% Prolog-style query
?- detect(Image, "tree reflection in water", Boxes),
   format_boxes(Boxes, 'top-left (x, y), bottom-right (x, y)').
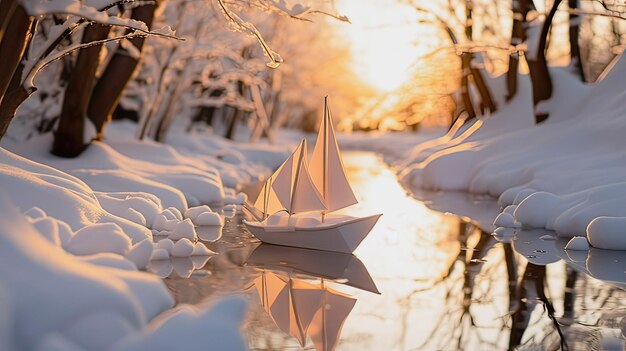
top-left (412, 220), bottom-right (626, 351)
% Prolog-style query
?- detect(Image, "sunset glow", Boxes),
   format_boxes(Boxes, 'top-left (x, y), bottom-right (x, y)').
top-left (334, 0), bottom-right (427, 92)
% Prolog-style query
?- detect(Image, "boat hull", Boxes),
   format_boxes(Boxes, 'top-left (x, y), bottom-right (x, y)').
top-left (243, 214), bottom-right (381, 254)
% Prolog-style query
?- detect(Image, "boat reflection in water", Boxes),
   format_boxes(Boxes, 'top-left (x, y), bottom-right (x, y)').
top-left (245, 243), bottom-right (380, 351)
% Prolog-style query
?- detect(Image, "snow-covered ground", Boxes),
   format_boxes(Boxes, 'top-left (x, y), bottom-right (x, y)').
top-left (0, 122), bottom-right (290, 350)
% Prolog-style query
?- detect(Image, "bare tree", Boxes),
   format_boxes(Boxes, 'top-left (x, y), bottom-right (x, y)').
top-left (87, 2), bottom-right (159, 138)
top-left (413, 1), bottom-right (497, 127)
top-left (464, 1), bottom-right (496, 117)
top-left (0, 3), bottom-right (34, 136)
top-left (0, 0), bottom-right (176, 142)
top-left (568, 0), bottom-right (585, 81)
top-left (526, 0), bottom-right (562, 123)
top-left (506, 0), bottom-right (536, 100)
top-left (52, 23), bottom-right (112, 157)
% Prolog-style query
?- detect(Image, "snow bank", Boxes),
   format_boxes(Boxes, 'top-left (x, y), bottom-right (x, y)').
top-left (0, 150), bottom-right (219, 263)
top-left (0, 193), bottom-right (170, 350)
top-left (4, 134), bottom-right (225, 207)
top-left (4, 119), bottom-right (289, 209)
top-left (107, 120), bottom-right (289, 189)
top-left (0, 191), bottom-right (245, 351)
top-left (400, 54), bottom-right (626, 250)
top-left (0, 148), bottom-right (152, 242)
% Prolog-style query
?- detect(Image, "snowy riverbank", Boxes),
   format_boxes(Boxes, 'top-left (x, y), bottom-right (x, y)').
top-left (348, 55), bottom-right (626, 251)
top-left (1, 56), bottom-right (625, 350)
top-left (0, 121), bottom-right (290, 350)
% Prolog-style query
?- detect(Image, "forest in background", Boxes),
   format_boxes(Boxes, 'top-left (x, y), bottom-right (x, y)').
top-left (0, 0), bottom-right (624, 155)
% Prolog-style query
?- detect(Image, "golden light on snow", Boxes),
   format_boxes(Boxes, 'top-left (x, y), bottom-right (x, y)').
top-left (335, 0), bottom-right (428, 92)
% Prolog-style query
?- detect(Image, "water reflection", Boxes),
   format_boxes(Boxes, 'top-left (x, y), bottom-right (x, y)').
top-left (252, 270), bottom-right (354, 349)
top-left (148, 256), bottom-right (212, 278)
top-left (508, 228), bottom-right (626, 350)
top-left (159, 152), bottom-right (626, 350)
top-left (244, 244), bottom-right (379, 350)
top-left (246, 244), bottom-right (380, 294)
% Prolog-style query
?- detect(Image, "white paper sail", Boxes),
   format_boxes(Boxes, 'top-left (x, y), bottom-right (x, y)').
top-left (310, 97), bottom-right (358, 212)
top-left (252, 174), bottom-right (284, 217)
top-left (272, 140), bottom-right (327, 214)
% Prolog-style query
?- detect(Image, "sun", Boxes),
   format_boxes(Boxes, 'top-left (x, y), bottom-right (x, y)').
top-left (334, 0), bottom-right (427, 92)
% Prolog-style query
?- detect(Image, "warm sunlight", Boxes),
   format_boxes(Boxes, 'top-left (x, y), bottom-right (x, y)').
top-left (3, 0), bottom-right (625, 348)
top-left (334, 0), bottom-right (428, 92)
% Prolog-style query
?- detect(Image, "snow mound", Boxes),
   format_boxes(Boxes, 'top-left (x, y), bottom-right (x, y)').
top-left (171, 238), bottom-right (195, 257)
top-left (565, 236), bottom-right (590, 251)
top-left (4, 135), bottom-right (225, 207)
top-left (194, 212), bottom-right (224, 226)
top-left (0, 193), bottom-right (172, 351)
top-left (0, 148), bottom-right (151, 243)
top-left (170, 219), bottom-right (197, 241)
top-left (67, 223), bottom-right (132, 256)
top-left (587, 216), bottom-right (626, 250)
top-left (493, 212), bottom-right (520, 228)
top-left (126, 239), bottom-right (155, 269)
top-left (185, 205), bottom-right (213, 220)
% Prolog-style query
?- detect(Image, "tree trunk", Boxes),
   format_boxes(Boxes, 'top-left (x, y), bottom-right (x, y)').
top-left (0, 48), bottom-right (32, 138)
top-left (0, 7), bottom-right (35, 140)
top-left (188, 88), bottom-right (224, 131)
top-left (470, 64), bottom-right (497, 114)
top-left (0, 4), bottom-right (32, 107)
top-left (52, 23), bottom-right (111, 157)
top-left (0, 85), bottom-right (31, 138)
top-left (225, 81), bottom-right (247, 140)
top-left (568, 0), bottom-right (585, 81)
top-left (87, 3), bottom-right (157, 138)
top-left (527, 0), bottom-right (562, 124)
top-left (460, 53), bottom-right (476, 121)
top-left (0, 0), bottom-right (18, 43)
top-left (506, 0), bottom-right (534, 100)
top-left (200, 105), bottom-right (217, 126)
top-left (463, 0), bottom-right (496, 116)
top-left (461, 1), bottom-right (477, 121)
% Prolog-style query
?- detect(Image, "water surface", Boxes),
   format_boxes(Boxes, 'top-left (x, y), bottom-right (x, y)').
top-left (154, 152), bottom-right (626, 350)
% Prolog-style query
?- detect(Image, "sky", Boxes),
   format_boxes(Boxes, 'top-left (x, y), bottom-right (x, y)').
top-left (333, 0), bottom-right (428, 92)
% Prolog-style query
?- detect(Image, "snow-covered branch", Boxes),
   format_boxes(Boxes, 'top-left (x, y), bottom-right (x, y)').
top-left (216, 0), bottom-right (283, 68)
top-left (261, 0), bottom-right (350, 23)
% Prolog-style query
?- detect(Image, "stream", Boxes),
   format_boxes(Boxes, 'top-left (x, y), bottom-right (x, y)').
top-left (151, 151), bottom-right (626, 350)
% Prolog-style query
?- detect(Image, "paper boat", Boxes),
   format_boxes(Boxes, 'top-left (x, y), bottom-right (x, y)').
top-left (245, 213), bottom-right (381, 254)
top-left (244, 97), bottom-right (381, 253)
